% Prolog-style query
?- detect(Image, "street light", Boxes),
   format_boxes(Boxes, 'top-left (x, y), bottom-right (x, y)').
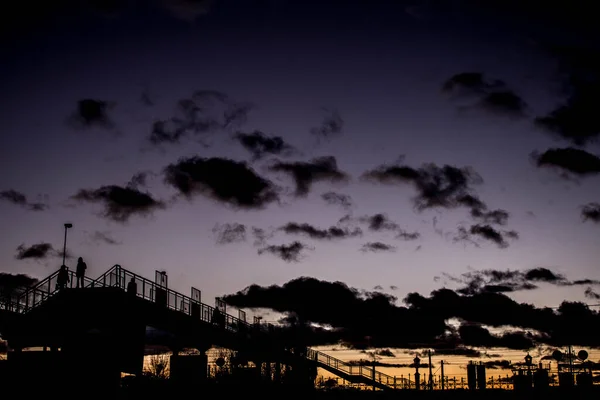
top-left (62, 223), bottom-right (73, 266)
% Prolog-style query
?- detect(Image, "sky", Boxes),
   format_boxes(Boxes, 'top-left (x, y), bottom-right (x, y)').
top-left (1, 0), bottom-right (600, 378)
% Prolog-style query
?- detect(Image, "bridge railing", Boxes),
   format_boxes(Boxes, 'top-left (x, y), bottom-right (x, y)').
top-left (307, 348), bottom-right (398, 388)
top-left (89, 265), bottom-right (254, 335)
top-left (9, 269), bottom-right (96, 313)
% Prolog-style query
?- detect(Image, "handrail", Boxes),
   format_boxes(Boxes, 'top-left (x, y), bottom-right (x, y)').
top-left (0, 264), bottom-right (265, 339)
top-left (307, 348), bottom-right (399, 389)
top-left (86, 265), bottom-right (255, 335)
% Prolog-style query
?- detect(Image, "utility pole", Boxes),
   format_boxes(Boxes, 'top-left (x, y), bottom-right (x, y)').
top-left (428, 350), bottom-right (433, 390)
top-left (441, 360), bottom-right (445, 390)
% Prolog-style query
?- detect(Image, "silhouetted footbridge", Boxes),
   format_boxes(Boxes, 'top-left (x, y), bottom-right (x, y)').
top-left (0, 265), bottom-right (403, 392)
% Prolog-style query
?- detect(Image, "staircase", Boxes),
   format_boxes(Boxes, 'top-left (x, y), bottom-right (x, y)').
top-left (307, 348), bottom-right (407, 390)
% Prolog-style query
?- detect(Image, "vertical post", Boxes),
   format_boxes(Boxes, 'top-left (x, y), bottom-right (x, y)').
top-left (441, 360), bottom-right (445, 390)
top-left (428, 349), bottom-right (433, 390)
top-left (372, 358), bottom-right (376, 391)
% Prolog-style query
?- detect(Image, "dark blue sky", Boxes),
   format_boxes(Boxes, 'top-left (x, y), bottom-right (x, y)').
top-left (1, 0), bottom-right (600, 366)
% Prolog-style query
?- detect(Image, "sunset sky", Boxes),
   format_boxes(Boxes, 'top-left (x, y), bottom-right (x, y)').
top-left (1, 0), bottom-right (600, 378)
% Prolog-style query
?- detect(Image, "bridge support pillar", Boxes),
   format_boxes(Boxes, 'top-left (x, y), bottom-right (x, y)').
top-left (170, 345), bottom-right (209, 387)
top-left (274, 361), bottom-right (281, 384)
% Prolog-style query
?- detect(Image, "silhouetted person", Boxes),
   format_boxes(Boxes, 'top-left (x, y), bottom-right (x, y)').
top-left (75, 257), bottom-right (87, 288)
top-left (56, 265), bottom-right (70, 290)
top-left (127, 277), bottom-right (137, 295)
top-left (212, 307), bottom-right (224, 328)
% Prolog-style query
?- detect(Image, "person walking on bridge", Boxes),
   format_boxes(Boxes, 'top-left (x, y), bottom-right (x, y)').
top-left (75, 257), bottom-right (87, 288)
top-left (56, 265), bottom-right (70, 290)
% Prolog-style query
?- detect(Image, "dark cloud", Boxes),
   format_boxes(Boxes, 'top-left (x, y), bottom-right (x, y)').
top-left (310, 108), bottom-right (344, 139)
top-left (160, 0), bottom-right (216, 21)
top-left (532, 147), bottom-right (600, 178)
top-left (362, 162), bottom-right (482, 211)
top-left (458, 324), bottom-right (535, 350)
top-left (212, 223), bottom-right (247, 244)
top-left (441, 267), bottom-right (600, 296)
top-left (0, 272), bottom-right (38, 298)
top-left (224, 275), bottom-right (600, 349)
top-left (581, 203), bottom-right (600, 223)
top-left (483, 360), bottom-right (512, 370)
top-left (442, 72), bottom-right (504, 94)
top-left (455, 224), bottom-right (518, 249)
top-left (163, 156), bottom-right (279, 209)
top-left (363, 161), bottom-right (513, 236)
top-left (67, 99), bottom-right (115, 130)
top-left (149, 90), bottom-right (251, 146)
top-left (0, 189), bottom-right (49, 211)
top-left (360, 242), bottom-right (396, 253)
top-left (358, 213), bottom-right (421, 241)
top-left (89, 230), bottom-right (121, 246)
top-left (360, 213), bottom-right (399, 232)
top-left (585, 288), bottom-right (600, 300)
top-left (374, 349), bottom-right (395, 357)
top-left (251, 227), bottom-right (272, 247)
top-left (442, 72), bottom-right (526, 117)
top-left (15, 243), bottom-right (62, 260)
top-left (430, 347), bottom-right (484, 358)
top-left (257, 241), bottom-right (311, 262)
top-left (71, 185), bottom-right (165, 223)
top-left (534, 45), bottom-right (600, 147)
top-left (478, 90), bottom-right (528, 117)
top-left (321, 192), bottom-right (353, 210)
top-left (127, 171), bottom-right (153, 189)
top-left (268, 156), bottom-right (349, 197)
top-left (279, 222), bottom-right (362, 241)
top-left (233, 131), bottom-right (295, 160)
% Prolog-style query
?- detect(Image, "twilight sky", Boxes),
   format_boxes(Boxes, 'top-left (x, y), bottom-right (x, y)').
top-left (2, 0), bottom-right (600, 368)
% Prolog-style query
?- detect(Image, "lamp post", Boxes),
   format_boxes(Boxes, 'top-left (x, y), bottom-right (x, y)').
top-left (62, 223), bottom-right (72, 266)
top-left (414, 356), bottom-right (421, 390)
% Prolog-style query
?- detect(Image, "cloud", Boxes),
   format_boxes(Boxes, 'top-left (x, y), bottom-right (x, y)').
top-left (160, 0), bottom-right (216, 21)
top-left (581, 203), bottom-right (600, 223)
top-left (212, 223), bottom-right (247, 244)
top-left (358, 213), bottom-right (421, 241)
top-left (251, 227), bottom-right (273, 247)
top-left (310, 108), bottom-right (344, 139)
top-left (534, 46), bottom-right (600, 146)
top-left (442, 72), bottom-right (504, 94)
top-left (257, 241), bottom-right (312, 262)
top-left (163, 156), bottom-right (279, 209)
top-left (0, 189), bottom-right (49, 211)
top-left (149, 90), bottom-right (252, 146)
top-left (14, 243), bottom-right (65, 261)
top-left (363, 161), bottom-right (513, 233)
top-left (233, 131), bottom-right (295, 160)
top-left (585, 288), bottom-right (600, 300)
top-left (71, 185), bottom-right (166, 223)
top-left (127, 171), bottom-right (154, 189)
top-left (442, 72), bottom-right (526, 117)
top-left (279, 222), bottom-right (362, 240)
top-left (440, 267), bottom-right (600, 296)
top-left (477, 91), bottom-right (528, 117)
top-left (224, 275), bottom-right (600, 349)
top-left (362, 162), bottom-right (482, 211)
top-left (455, 224), bottom-right (519, 249)
top-left (67, 99), bottom-right (115, 130)
top-left (321, 191), bottom-right (353, 210)
top-left (90, 231), bottom-right (121, 245)
top-left (360, 242), bottom-right (396, 253)
top-left (268, 156), bottom-right (349, 197)
top-left (0, 272), bottom-right (38, 297)
top-left (532, 147), bottom-right (600, 178)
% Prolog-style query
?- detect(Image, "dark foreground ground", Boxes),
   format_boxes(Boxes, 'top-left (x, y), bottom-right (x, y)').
top-left (116, 382), bottom-right (600, 400)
